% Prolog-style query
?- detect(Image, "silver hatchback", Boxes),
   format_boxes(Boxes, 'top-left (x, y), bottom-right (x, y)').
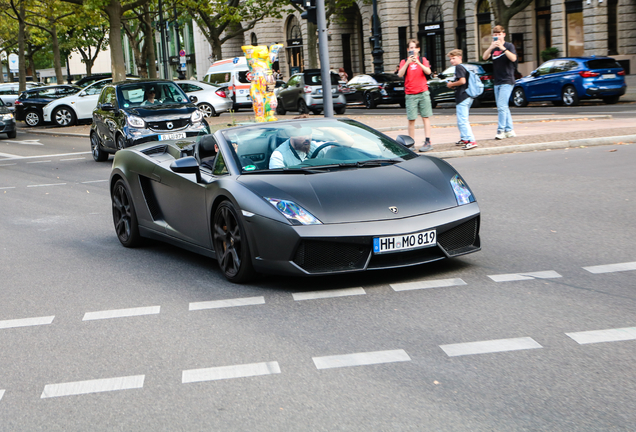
top-left (276, 70), bottom-right (347, 115)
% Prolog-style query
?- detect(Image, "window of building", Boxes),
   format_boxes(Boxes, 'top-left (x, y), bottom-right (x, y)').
top-left (456, 0), bottom-right (467, 60)
top-left (608, 0), bottom-right (618, 55)
top-left (512, 33), bottom-right (524, 63)
top-left (477, 0), bottom-right (492, 57)
top-left (565, 0), bottom-right (584, 57)
top-left (418, 0), bottom-right (445, 73)
top-left (536, 0), bottom-right (552, 63)
top-left (286, 16), bottom-right (304, 74)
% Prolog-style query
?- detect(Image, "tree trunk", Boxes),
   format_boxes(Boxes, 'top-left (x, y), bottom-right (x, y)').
top-left (18, 0), bottom-right (27, 90)
top-left (105, 0), bottom-right (126, 82)
top-left (50, 24), bottom-right (65, 84)
top-left (307, 22), bottom-right (317, 69)
top-left (143, 5), bottom-right (156, 78)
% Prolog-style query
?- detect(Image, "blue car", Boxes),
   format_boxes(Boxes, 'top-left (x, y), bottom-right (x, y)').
top-left (512, 57), bottom-right (626, 107)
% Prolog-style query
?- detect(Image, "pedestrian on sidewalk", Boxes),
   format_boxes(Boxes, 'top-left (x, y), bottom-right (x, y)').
top-left (397, 39), bottom-right (433, 152)
top-left (446, 49), bottom-right (477, 150)
top-left (482, 25), bottom-right (517, 140)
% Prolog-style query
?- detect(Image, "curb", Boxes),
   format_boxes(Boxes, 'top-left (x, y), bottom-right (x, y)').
top-left (431, 134), bottom-right (636, 159)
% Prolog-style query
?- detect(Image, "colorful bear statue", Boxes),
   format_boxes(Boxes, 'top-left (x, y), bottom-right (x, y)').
top-left (241, 44), bottom-right (284, 122)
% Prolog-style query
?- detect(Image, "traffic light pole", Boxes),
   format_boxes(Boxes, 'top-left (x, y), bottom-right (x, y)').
top-left (316, 0), bottom-right (333, 117)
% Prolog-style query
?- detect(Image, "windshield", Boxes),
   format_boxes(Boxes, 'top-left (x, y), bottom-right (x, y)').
top-left (304, 72), bottom-right (340, 85)
top-left (118, 82), bottom-right (190, 108)
top-left (221, 119), bottom-right (417, 173)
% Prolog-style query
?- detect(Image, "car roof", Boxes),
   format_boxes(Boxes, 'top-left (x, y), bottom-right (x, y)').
top-left (110, 78), bottom-right (171, 86)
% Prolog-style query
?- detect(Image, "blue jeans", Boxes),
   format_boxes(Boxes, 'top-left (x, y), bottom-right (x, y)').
top-left (456, 97), bottom-right (474, 141)
top-left (494, 84), bottom-right (514, 133)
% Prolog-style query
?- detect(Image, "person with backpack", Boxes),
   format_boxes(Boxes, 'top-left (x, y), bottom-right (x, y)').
top-left (482, 25), bottom-right (518, 140)
top-left (446, 49), bottom-right (477, 150)
top-left (397, 39), bottom-right (433, 152)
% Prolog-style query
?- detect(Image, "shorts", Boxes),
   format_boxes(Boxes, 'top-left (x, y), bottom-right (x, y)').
top-left (405, 91), bottom-right (432, 120)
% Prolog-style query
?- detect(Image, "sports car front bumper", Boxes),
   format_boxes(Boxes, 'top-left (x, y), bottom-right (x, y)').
top-left (244, 202), bottom-right (480, 276)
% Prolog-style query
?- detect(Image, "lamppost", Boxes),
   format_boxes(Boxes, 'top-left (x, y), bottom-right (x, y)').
top-left (371, 0), bottom-right (384, 74)
top-left (158, 0), bottom-right (169, 79)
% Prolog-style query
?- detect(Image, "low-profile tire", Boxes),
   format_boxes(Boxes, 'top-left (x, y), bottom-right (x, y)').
top-left (6, 130), bottom-right (17, 139)
top-left (276, 98), bottom-right (286, 115)
top-left (91, 132), bottom-right (108, 162)
top-left (116, 134), bottom-right (126, 151)
top-left (562, 85), bottom-right (580, 106)
top-left (53, 106), bottom-right (76, 127)
top-left (364, 92), bottom-right (376, 109)
top-left (603, 95), bottom-right (620, 104)
top-left (335, 106), bottom-right (346, 115)
top-left (112, 179), bottom-right (142, 248)
top-left (25, 110), bottom-right (42, 127)
top-left (512, 87), bottom-right (528, 107)
top-left (552, 100), bottom-right (564, 106)
top-left (197, 102), bottom-right (216, 118)
top-left (213, 201), bottom-right (255, 283)
top-left (297, 99), bottom-right (309, 114)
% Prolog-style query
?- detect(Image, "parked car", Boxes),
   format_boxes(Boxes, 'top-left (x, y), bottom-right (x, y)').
top-left (344, 73), bottom-right (405, 108)
top-left (175, 80), bottom-right (232, 117)
top-left (42, 78), bottom-right (114, 126)
top-left (109, 118), bottom-right (480, 283)
top-left (428, 62), bottom-right (503, 108)
top-left (90, 79), bottom-right (211, 161)
top-left (14, 84), bottom-right (81, 127)
top-left (74, 73), bottom-right (139, 88)
top-left (0, 98), bottom-right (16, 138)
top-left (0, 82), bottom-right (42, 111)
top-left (512, 57), bottom-right (626, 107)
top-left (276, 70), bottom-right (347, 115)
top-left (203, 57), bottom-right (251, 110)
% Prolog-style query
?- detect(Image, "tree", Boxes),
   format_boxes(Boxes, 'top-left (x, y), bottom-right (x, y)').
top-left (122, 2), bottom-right (156, 78)
top-left (63, 8), bottom-right (110, 75)
top-left (489, 0), bottom-right (534, 39)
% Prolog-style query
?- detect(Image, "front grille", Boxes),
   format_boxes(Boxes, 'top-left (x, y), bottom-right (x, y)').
top-left (147, 119), bottom-right (189, 131)
top-left (437, 216), bottom-right (480, 256)
top-left (368, 246), bottom-right (445, 269)
top-left (294, 240), bottom-right (370, 274)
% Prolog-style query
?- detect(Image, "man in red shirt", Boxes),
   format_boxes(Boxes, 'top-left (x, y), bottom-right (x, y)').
top-left (398, 39), bottom-right (433, 152)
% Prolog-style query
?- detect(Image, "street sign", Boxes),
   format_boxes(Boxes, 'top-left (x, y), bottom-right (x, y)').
top-left (8, 53), bottom-right (19, 73)
top-left (179, 49), bottom-right (186, 57)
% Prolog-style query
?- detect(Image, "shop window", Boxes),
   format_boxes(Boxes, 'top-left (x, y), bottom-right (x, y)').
top-left (608, 0), bottom-right (618, 55)
top-left (477, 0), bottom-right (492, 57)
top-left (456, 0), bottom-right (467, 60)
top-left (565, 0), bottom-right (584, 57)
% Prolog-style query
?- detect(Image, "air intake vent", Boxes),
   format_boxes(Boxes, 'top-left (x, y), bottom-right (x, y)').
top-left (141, 145), bottom-right (167, 156)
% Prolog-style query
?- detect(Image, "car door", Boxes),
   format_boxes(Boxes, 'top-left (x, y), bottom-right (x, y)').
top-left (97, 86), bottom-right (119, 149)
top-left (282, 75), bottom-right (300, 109)
top-left (74, 80), bottom-right (111, 119)
top-left (526, 61), bottom-right (555, 100)
top-left (432, 66), bottom-right (456, 102)
top-left (542, 60), bottom-right (572, 98)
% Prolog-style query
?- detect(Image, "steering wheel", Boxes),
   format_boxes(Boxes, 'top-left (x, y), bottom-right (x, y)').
top-left (309, 141), bottom-right (342, 159)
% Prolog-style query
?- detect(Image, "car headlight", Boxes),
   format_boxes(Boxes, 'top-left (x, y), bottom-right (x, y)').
top-left (265, 198), bottom-right (322, 225)
top-left (450, 174), bottom-right (475, 205)
top-left (1, 113), bottom-right (13, 121)
top-left (191, 109), bottom-right (203, 123)
top-left (127, 114), bottom-right (145, 128)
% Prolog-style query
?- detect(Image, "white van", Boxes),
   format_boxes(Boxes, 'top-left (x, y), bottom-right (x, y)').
top-left (203, 57), bottom-right (252, 110)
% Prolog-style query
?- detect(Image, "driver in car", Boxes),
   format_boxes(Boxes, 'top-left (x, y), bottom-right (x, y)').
top-left (141, 88), bottom-right (159, 106)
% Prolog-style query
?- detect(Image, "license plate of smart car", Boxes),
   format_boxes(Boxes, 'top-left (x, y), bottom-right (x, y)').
top-left (602, 74), bottom-right (616, 79)
top-left (159, 132), bottom-right (186, 141)
top-left (373, 229), bottom-right (436, 254)
top-left (394, 86), bottom-right (404, 91)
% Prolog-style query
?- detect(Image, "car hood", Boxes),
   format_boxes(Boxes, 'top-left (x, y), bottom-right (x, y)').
top-left (125, 104), bottom-right (196, 120)
top-left (238, 156), bottom-right (460, 224)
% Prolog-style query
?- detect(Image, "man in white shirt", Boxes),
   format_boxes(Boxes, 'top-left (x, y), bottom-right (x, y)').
top-left (269, 126), bottom-right (318, 169)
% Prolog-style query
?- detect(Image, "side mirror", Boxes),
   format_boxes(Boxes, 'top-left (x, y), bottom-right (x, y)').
top-left (531, 70), bottom-right (539, 77)
top-left (101, 102), bottom-right (115, 111)
top-left (170, 156), bottom-right (202, 183)
top-left (437, 73), bottom-right (446, 79)
top-left (189, 95), bottom-right (198, 103)
top-left (79, 91), bottom-right (87, 97)
top-left (396, 135), bottom-right (415, 149)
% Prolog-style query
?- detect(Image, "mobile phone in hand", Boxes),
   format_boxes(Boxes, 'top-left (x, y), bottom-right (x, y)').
top-left (493, 36), bottom-right (498, 41)
top-left (408, 50), bottom-right (414, 56)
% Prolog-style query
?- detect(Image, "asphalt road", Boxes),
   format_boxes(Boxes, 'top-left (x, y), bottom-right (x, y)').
top-left (1, 133), bottom-right (635, 431)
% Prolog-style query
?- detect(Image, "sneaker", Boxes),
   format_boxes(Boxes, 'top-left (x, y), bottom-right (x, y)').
top-left (504, 130), bottom-right (516, 138)
top-left (495, 132), bottom-right (506, 140)
top-left (455, 139), bottom-right (469, 146)
top-left (419, 142), bottom-right (432, 152)
top-left (462, 141), bottom-right (478, 150)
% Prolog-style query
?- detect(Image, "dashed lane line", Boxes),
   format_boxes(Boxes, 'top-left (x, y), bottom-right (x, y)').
top-left (292, 287), bottom-right (366, 301)
top-left (182, 362), bottom-right (281, 383)
top-left (0, 151), bottom-right (91, 161)
top-left (440, 337), bottom-right (543, 357)
top-left (0, 389), bottom-right (5, 401)
top-left (81, 180), bottom-right (108, 184)
top-left (566, 327), bottom-right (636, 345)
top-left (0, 315), bottom-right (55, 330)
top-left (26, 160), bottom-right (51, 164)
top-left (82, 306), bottom-right (160, 321)
top-left (0, 163), bottom-right (17, 166)
top-left (488, 270), bottom-right (562, 282)
top-left (391, 278), bottom-right (466, 292)
top-left (60, 157), bottom-right (86, 161)
top-left (41, 375), bottom-right (145, 399)
top-left (0, 186), bottom-right (15, 189)
top-left (26, 183), bottom-right (67, 188)
top-left (583, 261), bottom-right (636, 274)
top-left (189, 296), bottom-right (265, 311)
top-left (313, 349), bottom-right (411, 370)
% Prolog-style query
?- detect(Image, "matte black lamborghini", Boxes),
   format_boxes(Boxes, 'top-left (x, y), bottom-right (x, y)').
top-left (109, 118), bottom-right (480, 283)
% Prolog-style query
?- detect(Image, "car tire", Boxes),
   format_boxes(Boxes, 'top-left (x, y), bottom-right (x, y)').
top-left (603, 95), bottom-right (620, 104)
top-left (25, 110), bottom-right (42, 127)
top-left (431, 99), bottom-right (437, 108)
top-left (52, 106), bottom-right (76, 127)
top-left (311, 108), bottom-right (322, 115)
top-left (471, 97), bottom-right (482, 108)
top-left (562, 85), bottom-right (580, 106)
top-left (197, 103), bottom-right (216, 118)
top-left (298, 99), bottom-right (309, 114)
top-left (399, 101), bottom-right (406, 108)
top-left (552, 100), bottom-right (564, 106)
top-left (112, 179), bottom-right (142, 248)
top-left (116, 134), bottom-right (126, 151)
top-left (335, 106), bottom-right (346, 115)
top-left (512, 87), bottom-right (528, 107)
top-left (6, 130), bottom-right (17, 139)
top-left (213, 201), bottom-right (255, 283)
top-left (91, 132), bottom-right (108, 162)
top-left (276, 98), bottom-right (286, 115)
top-left (364, 92), bottom-right (376, 109)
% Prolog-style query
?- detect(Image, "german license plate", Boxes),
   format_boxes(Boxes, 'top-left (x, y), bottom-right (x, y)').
top-left (394, 86), bottom-right (404, 91)
top-left (159, 132), bottom-right (186, 141)
top-left (602, 74), bottom-right (616, 79)
top-left (373, 229), bottom-right (436, 254)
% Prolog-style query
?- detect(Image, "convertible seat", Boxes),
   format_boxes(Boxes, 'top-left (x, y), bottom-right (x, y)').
top-left (195, 135), bottom-right (217, 167)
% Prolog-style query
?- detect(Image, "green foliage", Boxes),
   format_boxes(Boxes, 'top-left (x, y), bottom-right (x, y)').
top-left (540, 47), bottom-right (559, 62)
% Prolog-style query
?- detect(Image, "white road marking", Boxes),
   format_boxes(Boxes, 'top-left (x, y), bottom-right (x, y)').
top-left (292, 287), bottom-right (366, 301)
top-left (0, 163), bottom-right (18, 166)
top-left (583, 261), bottom-right (636, 274)
top-left (0, 187), bottom-right (15, 190)
top-left (1, 151), bottom-right (91, 161)
top-left (182, 361), bottom-right (280, 383)
top-left (0, 315), bottom-right (55, 330)
top-left (26, 183), bottom-right (66, 188)
top-left (5, 139), bottom-right (42, 146)
top-left (488, 270), bottom-right (562, 282)
top-left (0, 389), bottom-right (4, 401)
top-left (391, 278), bottom-right (466, 291)
top-left (440, 337), bottom-right (542, 357)
top-left (313, 349), bottom-right (411, 370)
top-left (189, 296), bottom-right (265, 311)
top-left (41, 375), bottom-right (145, 398)
top-left (83, 306), bottom-right (160, 321)
top-left (26, 160), bottom-right (51, 164)
top-left (566, 327), bottom-right (636, 345)
top-left (0, 152), bottom-right (22, 159)
top-left (81, 179), bottom-right (108, 184)
top-left (60, 157), bottom-right (85, 161)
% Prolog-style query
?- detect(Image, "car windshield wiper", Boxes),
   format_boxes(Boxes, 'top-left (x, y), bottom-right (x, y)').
top-left (242, 167), bottom-right (325, 174)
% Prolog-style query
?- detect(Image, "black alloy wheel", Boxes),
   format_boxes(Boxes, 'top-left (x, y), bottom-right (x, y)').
top-left (298, 99), bottom-right (309, 114)
top-left (53, 106), bottom-right (76, 126)
top-left (364, 92), bottom-right (376, 109)
top-left (91, 132), bottom-right (108, 162)
top-left (512, 87), bottom-right (528, 107)
top-left (116, 135), bottom-right (126, 151)
top-left (213, 201), bottom-right (255, 283)
top-left (25, 110), bottom-right (42, 127)
top-left (562, 85), bottom-right (580, 106)
top-left (112, 179), bottom-right (141, 247)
